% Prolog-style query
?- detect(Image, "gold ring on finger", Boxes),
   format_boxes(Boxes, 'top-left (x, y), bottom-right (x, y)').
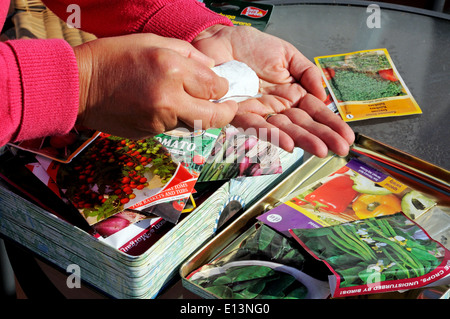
top-left (263, 113), bottom-right (277, 121)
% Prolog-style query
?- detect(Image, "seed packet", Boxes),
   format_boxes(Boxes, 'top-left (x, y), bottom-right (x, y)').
top-left (203, 0), bottom-right (273, 31)
top-left (197, 125), bottom-right (282, 182)
top-left (154, 127), bottom-right (222, 177)
top-left (258, 158), bottom-right (437, 234)
top-left (290, 213), bottom-right (450, 297)
top-left (187, 224), bottom-right (330, 299)
top-left (8, 125), bottom-right (100, 163)
top-left (44, 133), bottom-right (197, 226)
top-left (315, 48), bottom-right (422, 122)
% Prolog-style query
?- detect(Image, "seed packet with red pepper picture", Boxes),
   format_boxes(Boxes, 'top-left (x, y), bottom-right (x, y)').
top-left (258, 158), bottom-right (437, 234)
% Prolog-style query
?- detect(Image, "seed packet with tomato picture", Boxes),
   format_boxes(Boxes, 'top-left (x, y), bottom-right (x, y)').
top-left (27, 153), bottom-right (174, 247)
top-left (315, 48), bottom-right (422, 122)
top-left (258, 158), bottom-right (437, 234)
top-left (154, 127), bottom-right (222, 177)
top-left (45, 133), bottom-right (197, 227)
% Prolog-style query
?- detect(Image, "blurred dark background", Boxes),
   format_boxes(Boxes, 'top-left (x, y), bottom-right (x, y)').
top-left (359, 0), bottom-right (449, 13)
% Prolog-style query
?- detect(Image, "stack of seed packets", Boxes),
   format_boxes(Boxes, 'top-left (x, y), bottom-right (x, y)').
top-left (0, 136), bottom-right (303, 298)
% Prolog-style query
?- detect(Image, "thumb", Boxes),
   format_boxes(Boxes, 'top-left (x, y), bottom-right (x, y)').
top-left (166, 38), bottom-right (215, 68)
top-left (178, 99), bottom-right (238, 130)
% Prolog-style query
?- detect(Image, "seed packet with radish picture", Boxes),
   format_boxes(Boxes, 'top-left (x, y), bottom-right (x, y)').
top-left (315, 48), bottom-right (422, 122)
top-left (197, 125), bottom-right (282, 182)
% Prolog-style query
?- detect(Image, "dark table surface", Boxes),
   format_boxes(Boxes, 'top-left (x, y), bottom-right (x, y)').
top-left (263, 2), bottom-right (450, 170)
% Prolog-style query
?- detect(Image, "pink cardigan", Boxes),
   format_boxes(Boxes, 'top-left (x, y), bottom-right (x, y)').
top-left (0, 0), bottom-right (232, 146)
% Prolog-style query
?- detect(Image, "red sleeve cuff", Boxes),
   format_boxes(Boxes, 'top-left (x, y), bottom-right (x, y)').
top-left (142, 0), bottom-right (233, 42)
top-left (6, 38), bottom-right (79, 142)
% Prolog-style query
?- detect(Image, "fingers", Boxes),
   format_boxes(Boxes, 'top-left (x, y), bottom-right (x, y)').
top-left (149, 35), bottom-right (216, 68)
top-left (297, 94), bottom-right (355, 146)
top-left (288, 49), bottom-right (327, 102)
top-left (230, 94), bottom-right (355, 157)
top-left (267, 110), bottom-right (346, 158)
top-left (299, 66), bottom-right (327, 102)
top-left (231, 113), bottom-right (296, 152)
top-left (178, 98), bottom-right (238, 130)
top-left (182, 60), bottom-right (230, 101)
top-left (265, 94), bottom-right (354, 157)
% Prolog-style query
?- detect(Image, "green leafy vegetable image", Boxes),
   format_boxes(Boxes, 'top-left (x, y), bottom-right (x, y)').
top-left (329, 70), bottom-right (403, 102)
top-left (189, 225), bottom-right (330, 299)
top-left (318, 50), bottom-right (405, 102)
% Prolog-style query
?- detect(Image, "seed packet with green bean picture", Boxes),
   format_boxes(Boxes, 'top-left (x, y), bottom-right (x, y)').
top-left (290, 213), bottom-right (450, 297)
top-left (315, 48), bottom-right (422, 122)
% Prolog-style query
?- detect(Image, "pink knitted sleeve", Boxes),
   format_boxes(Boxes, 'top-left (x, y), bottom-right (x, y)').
top-left (0, 39), bottom-right (79, 146)
top-left (42, 0), bottom-right (233, 41)
top-left (1, 0), bottom-right (231, 146)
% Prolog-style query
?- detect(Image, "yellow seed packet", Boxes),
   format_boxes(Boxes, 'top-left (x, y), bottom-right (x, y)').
top-left (315, 48), bottom-right (422, 122)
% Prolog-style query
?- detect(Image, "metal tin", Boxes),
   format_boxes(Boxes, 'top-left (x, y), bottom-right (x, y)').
top-left (180, 133), bottom-right (450, 299)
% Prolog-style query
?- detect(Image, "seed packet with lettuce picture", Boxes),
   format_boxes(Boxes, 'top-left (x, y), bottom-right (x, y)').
top-left (290, 213), bottom-right (450, 297)
top-left (315, 48), bottom-right (422, 122)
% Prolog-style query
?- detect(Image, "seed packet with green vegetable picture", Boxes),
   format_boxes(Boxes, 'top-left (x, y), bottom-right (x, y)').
top-left (187, 224), bottom-right (330, 299)
top-left (315, 48), bottom-right (422, 122)
top-left (290, 213), bottom-right (450, 298)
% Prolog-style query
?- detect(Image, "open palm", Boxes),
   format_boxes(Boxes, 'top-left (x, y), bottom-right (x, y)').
top-left (192, 25), bottom-right (354, 157)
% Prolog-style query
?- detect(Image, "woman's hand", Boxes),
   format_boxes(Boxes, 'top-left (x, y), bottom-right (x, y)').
top-left (74, 33), bottom-right (238, 139)
top-left (192, 25), bottom-right (354, 157)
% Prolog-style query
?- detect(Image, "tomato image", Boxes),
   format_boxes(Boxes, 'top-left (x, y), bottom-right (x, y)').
top-left (323, 67), bottom-right (335, 81)
top-left (378, 69), bottom-right (398, 81)
top-left (172, 199), bottom-right (186, 212)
